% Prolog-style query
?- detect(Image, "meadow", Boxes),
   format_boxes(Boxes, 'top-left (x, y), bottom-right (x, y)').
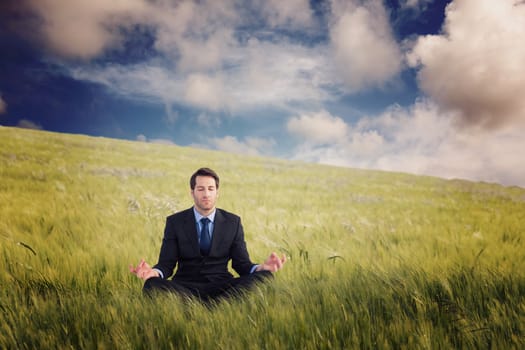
top-left (1, 126), bottom-right (524, 349)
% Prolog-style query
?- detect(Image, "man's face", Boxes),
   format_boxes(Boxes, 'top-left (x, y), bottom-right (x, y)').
top-left (191, 175), bottom-right (218, 215)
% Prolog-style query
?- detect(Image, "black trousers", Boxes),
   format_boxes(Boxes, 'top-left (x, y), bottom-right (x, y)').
top-left (143, 271), bottom-right (273, 302)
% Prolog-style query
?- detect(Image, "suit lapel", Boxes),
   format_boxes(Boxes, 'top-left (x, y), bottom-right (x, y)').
top-left (210, 209), bottom-right (227, 255)
top-left (182, 208), bottom-right (200, 255)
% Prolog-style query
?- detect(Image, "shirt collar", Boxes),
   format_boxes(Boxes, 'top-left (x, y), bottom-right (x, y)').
top-left (193, 206), bottom-right (216, 223)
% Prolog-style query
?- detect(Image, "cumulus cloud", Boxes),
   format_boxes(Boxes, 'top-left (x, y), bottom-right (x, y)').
top-left (287, 111), bottom-right (349, 145)
top-left (20, 0), bottom-right (313, 74)
top-left (0, 95), bottom-right (6, 114)
top-left (209, 135), bottom-right (276, 156)
top-left (152, 0), bottom-right (239, 73)
top-left (288, 101), bottom-right (525, 187)
top-left (69, 39), bottom-right (334, 113)
top-left (14, 0), bottom-right (346, 114)
top-left (16, 0), bottom-right (238, 65)
top-left (183, 74), bottom-right (228, 112)
top-left (329, 0), bottom-right (403, 92)
top-left (24, 0), bottom-right (149, 59)
top-left (256, 0), bottom-right (314, 28)
top-left (226, 39), bottom-right (334, 110)
top-left (407, 0), bottom-right (525, 129)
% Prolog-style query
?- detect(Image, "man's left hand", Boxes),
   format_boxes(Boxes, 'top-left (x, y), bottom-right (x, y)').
top-left (256, 252), bottom-right (287, 272)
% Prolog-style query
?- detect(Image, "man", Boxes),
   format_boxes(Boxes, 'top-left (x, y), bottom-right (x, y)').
top-left (130, 167), bottom-right (286, 302)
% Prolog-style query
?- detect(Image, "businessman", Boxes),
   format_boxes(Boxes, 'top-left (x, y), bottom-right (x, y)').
top-left (130, 167), bottom-right (286, 302)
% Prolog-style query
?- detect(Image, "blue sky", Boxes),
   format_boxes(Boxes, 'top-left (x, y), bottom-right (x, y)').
top-left (1, 0), bottom-right (525, 187)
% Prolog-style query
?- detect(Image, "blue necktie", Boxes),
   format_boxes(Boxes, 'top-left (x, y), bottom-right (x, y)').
top-left (199, 217), bottom-right (211, 256)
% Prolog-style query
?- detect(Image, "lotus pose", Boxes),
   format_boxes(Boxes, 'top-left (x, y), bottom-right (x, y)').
top-left (130, 167), bottom-right (286, 302)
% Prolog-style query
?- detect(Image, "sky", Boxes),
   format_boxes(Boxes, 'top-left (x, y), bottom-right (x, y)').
top-left (1, 0), bottom-right (525, 188)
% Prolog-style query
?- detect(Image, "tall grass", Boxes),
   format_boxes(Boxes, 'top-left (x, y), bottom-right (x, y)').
top-left (1, 126), bottom-right (524, 349)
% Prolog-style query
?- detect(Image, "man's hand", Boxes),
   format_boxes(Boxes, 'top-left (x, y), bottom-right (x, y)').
top-left (129, 259), bottom-right (160, 280)
top-left (256, 252), bottom-right (287, 272)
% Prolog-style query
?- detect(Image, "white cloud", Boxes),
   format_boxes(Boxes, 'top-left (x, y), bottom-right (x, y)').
top-left (135, 134), bottom-right (175, 145)
top-left (400, 0), bottom-right (433, 10)
top-left (227, 39), bottom-right (334, 110)
top-left (25, 0), bottom-right (149, 59)
top-left (196, 112), bottom-right (221, 128)
top-left (68, 39), bottom-right (334, 113)
top-left (287, 111), bottom-right (349, 145)
top-left (70, 64), bottom-right (181, 102)
top-left (329, 0), bottom-right (403, 92)
top-left (152, 0), bottom-right (239, 73)
top-left (22, 0), bottom-right (314, 76)
top-left (209, 135), bottom-right (275, 156)
top-left (163, 104), bottom-right (178, 125)
top-left (256, 0), bottom-right (314, 28)
top-left (183, 74), bottom-right (228, 112)
top-left (0, 95), bottom-right (6, 114)
top-left (407, 0), bottom-right (525, 129)
top-left (288, 100), bottom-right (525, 187)
top-left (22, 0), bottom-right (239, 66)
top-left (17, 119), bottom-right (42, 130)
top-left (19, 0), bottom-right (337, 113)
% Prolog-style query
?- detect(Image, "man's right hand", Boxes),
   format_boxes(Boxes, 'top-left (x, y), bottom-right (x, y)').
top-left (129, 259), bottom-right (160, 280)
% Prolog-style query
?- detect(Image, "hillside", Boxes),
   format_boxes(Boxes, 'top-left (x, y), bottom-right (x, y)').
top-left (1, 126), bottom-right (524, 349)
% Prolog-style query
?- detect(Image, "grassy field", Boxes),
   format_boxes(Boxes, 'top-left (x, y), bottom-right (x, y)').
top-left (1, 126), bottom-right (524, 349)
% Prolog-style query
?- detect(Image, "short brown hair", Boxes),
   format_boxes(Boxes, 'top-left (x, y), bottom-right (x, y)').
top-left (190, 167), bottom-right (220, 190)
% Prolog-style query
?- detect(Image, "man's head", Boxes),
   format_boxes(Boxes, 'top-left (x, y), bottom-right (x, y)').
top-left (190, 168), bottom-right (220, 216)
top-left (190, 167), bottom-right (219, 190)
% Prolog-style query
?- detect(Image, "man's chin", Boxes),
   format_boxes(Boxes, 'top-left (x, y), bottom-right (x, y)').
top-left (198, 203), bottom-right (214, 211)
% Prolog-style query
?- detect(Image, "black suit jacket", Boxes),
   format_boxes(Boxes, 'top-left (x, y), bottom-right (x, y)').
top-left (153, 207), bottom-right (256, 282)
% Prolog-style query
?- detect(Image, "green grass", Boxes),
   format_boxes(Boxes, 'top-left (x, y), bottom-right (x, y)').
top-left (1, 126), bottom-right (524, 349)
